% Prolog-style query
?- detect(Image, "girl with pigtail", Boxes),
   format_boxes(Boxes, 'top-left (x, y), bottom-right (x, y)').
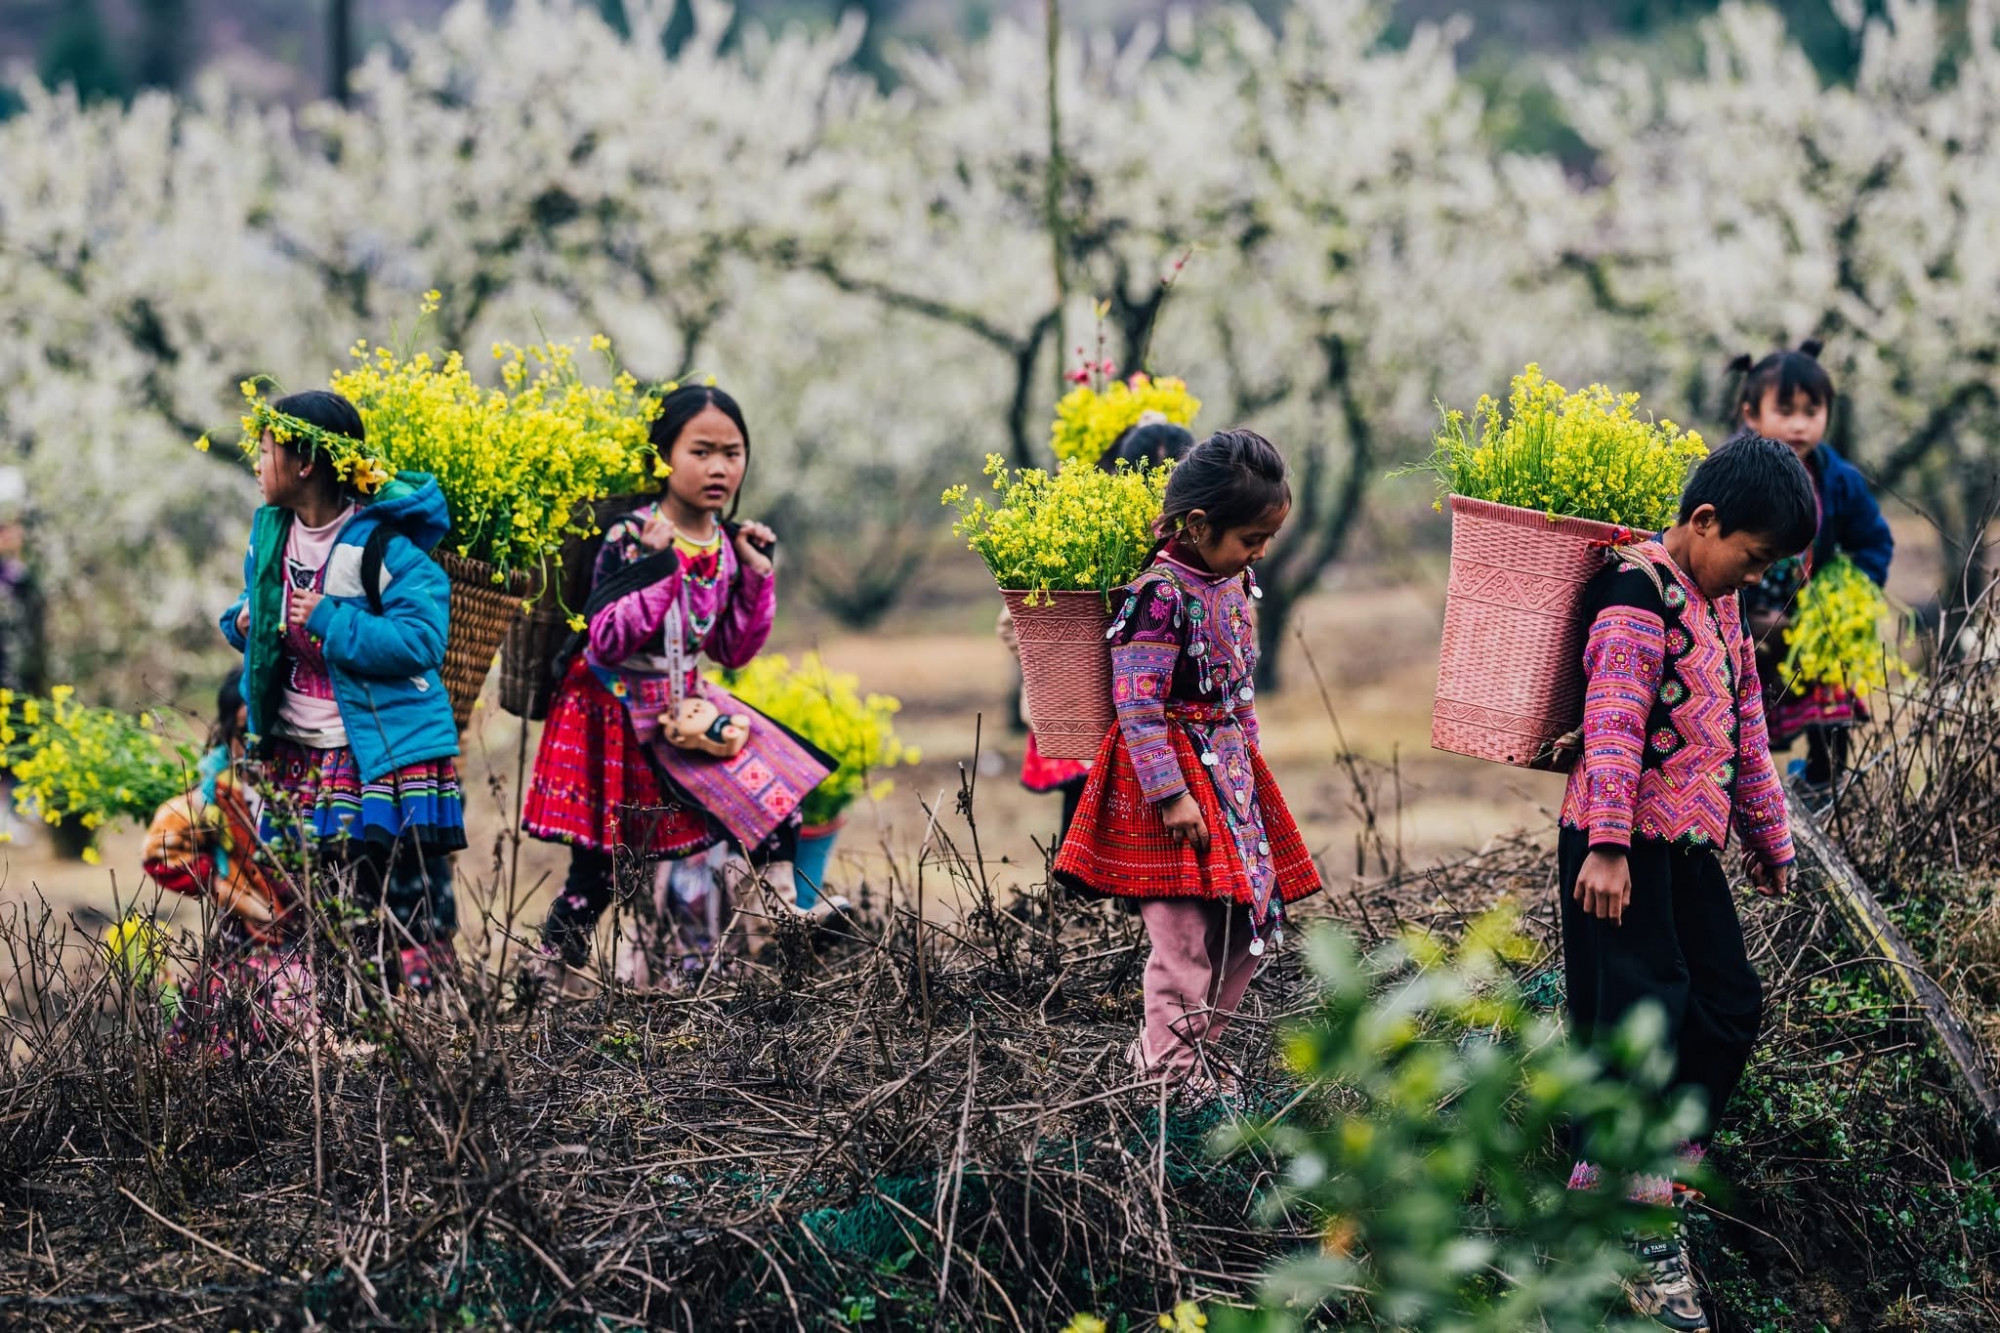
top-left (1726, 340), bottom-right (1894, 789)
top-left (1053, 429), bottom-right (1321, 1104)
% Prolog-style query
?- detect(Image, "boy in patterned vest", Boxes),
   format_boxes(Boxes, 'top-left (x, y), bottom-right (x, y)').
top-left (1559, 436), bottom-right (1818, 1332)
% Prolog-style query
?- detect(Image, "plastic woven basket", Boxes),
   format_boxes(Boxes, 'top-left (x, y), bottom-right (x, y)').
top-left (1002, 589), bottom-right (1115, 760)
top-left (435, 551), bottom-right (534, 732)
top-left (1432, 495), bottom-right (1628, 770)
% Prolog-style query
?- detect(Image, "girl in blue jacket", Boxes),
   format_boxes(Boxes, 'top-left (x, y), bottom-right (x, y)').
top-left (219, 390), bottom-right (464, 999)
top-left (1730, 341), bottom-right (1895, 788)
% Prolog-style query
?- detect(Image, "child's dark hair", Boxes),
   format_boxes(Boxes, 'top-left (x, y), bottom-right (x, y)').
top-left (1726, 339), bottom-right (1834, 423)
top-left (270, 390), bottom-right (367, 499)
top-left (1678, 435), bottom-right (1818, 553)
top-left (1103, 418), bottom-right (1196, 473)
top-left (1157, 429), bottom-right (1290, 550)
top-left (210, 667), bottom-right (247, 750)
top-left (650, 384), bottom-right (751, 519)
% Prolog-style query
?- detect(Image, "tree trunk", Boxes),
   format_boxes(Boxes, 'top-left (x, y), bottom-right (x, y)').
top-left (135, 0), bottom-right (192, 91)
top-left (1254, 575), bottom-right (1296, 693)
top-left (329, 0), bottom-right (353, 105)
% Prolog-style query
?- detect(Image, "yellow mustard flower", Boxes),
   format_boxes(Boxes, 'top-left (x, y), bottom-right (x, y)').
top-left (1781, 555), bottom-right (1902, 695)
top-left (1413, 364), bottom-right (1706, 531)
top-left (1051, 373), bottom-right (1201, 467)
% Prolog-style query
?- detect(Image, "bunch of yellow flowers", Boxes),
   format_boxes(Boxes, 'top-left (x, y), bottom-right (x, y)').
top-left (714, 653), bottom-right (918, 826)
top-left (332, 329), bottom-right (660, 576)
top-left (1417, 364), bottom-right (1707, 532)
top-left (206, 295), bottom-right (663, 580)
top-left (1781, 556), bottom-right (1898, 696)
top-left (1050, 373), bottom-right (1201, 467)
top-left (1, 687), bottom-right (195, 860)
top-left (944, 454), bottom-right (1170, 603)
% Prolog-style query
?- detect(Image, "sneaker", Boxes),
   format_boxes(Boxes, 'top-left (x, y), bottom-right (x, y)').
top-left (1625, 1229), bottom-right (1710, 1331)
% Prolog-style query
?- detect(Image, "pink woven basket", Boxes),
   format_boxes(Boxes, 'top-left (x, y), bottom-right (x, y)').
top-left (1433, 495), bottom-right (1631, 770)
top-left (1002, 589), bottom-right (1116, 760)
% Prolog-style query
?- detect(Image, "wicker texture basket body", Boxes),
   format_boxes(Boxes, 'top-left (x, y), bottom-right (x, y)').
top-left (497, 496), bottom-right (636, 720)
top-left (1002, 589), bottom-right (1115, 760)
top-left (1432, 496), bottom-right (1626, 770)
top-left (435, 551), bottom-right (534, 732)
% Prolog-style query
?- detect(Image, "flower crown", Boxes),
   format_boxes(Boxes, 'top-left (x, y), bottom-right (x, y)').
top-left (195, 379), bottom-right (391, 496)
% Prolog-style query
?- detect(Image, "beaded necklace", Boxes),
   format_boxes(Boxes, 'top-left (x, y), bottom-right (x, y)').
top-left (655, 508), bottom-right (728, 705)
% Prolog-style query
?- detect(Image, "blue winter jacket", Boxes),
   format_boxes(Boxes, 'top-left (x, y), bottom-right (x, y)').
top-left (1810, 445), bottom-right (1894, 587)
top-left (220, 473), bottom-right (458, 783)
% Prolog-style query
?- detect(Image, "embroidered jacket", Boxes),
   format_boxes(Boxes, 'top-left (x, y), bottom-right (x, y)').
top-left (1109, 549), bottom-right (1264, 806)
top-left (586, 503), bottom-right (775, 695)
top-left (1108, 547), bottom-right (1287, 916)
top-left (1558, 540), bottom-right (1794, 867)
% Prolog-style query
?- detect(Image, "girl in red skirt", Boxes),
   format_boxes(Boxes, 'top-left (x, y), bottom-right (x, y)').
top-left (1054, 429), bottom-right (1321, 1099)
top-left (523, 384), bottom-right (831, 973)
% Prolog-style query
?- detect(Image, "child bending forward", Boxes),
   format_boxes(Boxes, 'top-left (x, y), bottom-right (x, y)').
top-left (1560, 436), bottom-right (1817, 1331)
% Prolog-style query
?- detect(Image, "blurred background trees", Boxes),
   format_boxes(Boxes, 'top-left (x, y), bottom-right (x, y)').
top-left (0, 0), bottom-right (1992, 702)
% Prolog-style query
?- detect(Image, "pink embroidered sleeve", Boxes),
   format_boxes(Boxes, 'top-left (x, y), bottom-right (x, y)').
top-left (1111, 577), bottom-right (1189, 805)
top-left (704, 565), bottom-right (775, 669)
top-left (588, 523), bottom-right (682, 663)
top-left (1573, 605), bottom-right (1667, 849)
top-left (1730, 623), bottom-right (1795, 867)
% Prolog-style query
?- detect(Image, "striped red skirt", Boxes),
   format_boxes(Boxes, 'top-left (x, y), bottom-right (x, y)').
top-left (522, 657), bottom-right (716, 858)
top-left (1054, 723), bottom-right (1320, 907)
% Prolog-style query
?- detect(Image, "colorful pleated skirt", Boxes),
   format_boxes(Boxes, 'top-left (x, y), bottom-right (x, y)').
top-left (522, 657), bottom-right (717, 859)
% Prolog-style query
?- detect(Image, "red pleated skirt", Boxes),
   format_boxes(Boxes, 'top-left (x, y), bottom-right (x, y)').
top-left (1053, 723), bottom-right (1320, 906)
top-left (522, 657), bottom-right (716, 858)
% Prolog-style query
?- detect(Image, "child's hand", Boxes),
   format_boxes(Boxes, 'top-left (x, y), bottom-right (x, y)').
top-left (1160, 793), bottom-right (1209, 854)
top-left (287, 590), bottom-right (322, 630)
top-left (639, 511), bottom-right (677, 552)
top-left (1574, 848), bottom-right (1632, 925)
top-left (733, 521), bottom-right (777, 576)
top-left (235, 604), bottom-right (251, 636)
top-left (1743, 852), bottom-right (1793, 898)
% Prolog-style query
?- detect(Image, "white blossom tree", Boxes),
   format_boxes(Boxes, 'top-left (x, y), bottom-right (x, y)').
top-left (1560, 0), bottom-right (2000, 612)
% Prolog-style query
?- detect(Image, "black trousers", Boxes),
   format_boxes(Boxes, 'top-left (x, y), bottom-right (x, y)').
top-left (1558, 828), bottom-right (1763, 1145)
top-left (544, 846), bottom-right (624, 966)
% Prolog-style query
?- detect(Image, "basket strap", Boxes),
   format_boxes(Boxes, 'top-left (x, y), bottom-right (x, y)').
top-left (1606, 543), bottom-right (1666, 600)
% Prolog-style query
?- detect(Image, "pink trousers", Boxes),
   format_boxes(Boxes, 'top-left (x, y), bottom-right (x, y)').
top-left (1137, 898), bottom-right (1258, 1074)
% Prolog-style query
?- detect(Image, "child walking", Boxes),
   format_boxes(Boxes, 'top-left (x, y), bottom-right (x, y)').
top-left (1054, 430), bottom-right (1321, 1101)
top-left (1729, 341), bottom-right (1893, 790)
top-left (218, 389), bottom-right (466, 1007)
top-left (523, 384), bottom-right (831, 976)
top-left (1559, 437), bottom-right (1817, 1331)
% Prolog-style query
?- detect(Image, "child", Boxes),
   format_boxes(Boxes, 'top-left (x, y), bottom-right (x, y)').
top-left (1729, 341), bottom-right (1893, 789)
top-left (523, 384), bottom-right (832, 975)
top-left (154, 670), bottom-right (303, 1056)
top-left (1054, 429), bottom-right (1321, 1101)
top-left (219, 389), bottom-right (464, 999)
top-left (1007, 416), bottom-right (1198, 847)
top-left (1559, 436), bottom-right (1817, 1331)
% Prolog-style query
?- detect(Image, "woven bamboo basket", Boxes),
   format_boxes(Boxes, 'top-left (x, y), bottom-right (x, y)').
top-left (1432, 496), bottom-right (1630, 770)
top-left (497, 496), bottom-right (638, 720)
top-left (1002, 589), bottom-right (1115, 760)
top-left (436, 551), bottom-right (535, 732)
